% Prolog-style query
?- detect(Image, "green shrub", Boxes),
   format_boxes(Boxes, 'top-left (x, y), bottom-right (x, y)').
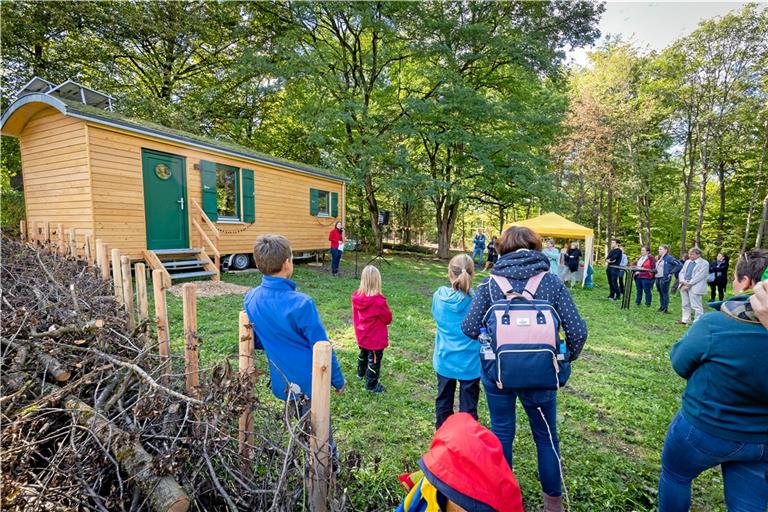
top-left (1, 188), bottom-right (25, 236)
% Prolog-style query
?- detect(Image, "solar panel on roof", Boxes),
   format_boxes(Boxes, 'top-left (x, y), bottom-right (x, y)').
top-left (14, 77), bottom-right (55, 97)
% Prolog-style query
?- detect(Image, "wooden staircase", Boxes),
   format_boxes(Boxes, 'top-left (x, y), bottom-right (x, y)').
top-left (143, 248), bottom-right (219, 288)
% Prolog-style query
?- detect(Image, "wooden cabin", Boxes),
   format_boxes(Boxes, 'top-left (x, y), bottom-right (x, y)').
top-left (1, 78), bottom-right (348, 282)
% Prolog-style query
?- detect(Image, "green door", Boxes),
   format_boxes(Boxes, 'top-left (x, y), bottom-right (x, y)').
top-left (142, 149), bottom-right (189, 250)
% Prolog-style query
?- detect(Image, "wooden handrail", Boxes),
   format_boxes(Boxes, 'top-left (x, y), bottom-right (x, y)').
top-left (192, 218), bottom-right (220, 258)
top-left (190, 198), bottom-right (221, 281)
top-left (191, 199), bottom-right (220, 242)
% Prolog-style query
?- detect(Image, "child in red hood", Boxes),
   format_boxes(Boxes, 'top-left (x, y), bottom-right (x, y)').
top-left (352, 265), bottom-right (392, 393)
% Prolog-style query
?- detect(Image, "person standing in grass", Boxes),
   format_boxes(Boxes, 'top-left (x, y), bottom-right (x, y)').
top-left (328, 221), bottom-right (344, 277)
top-left (461, 227), bottom-right (588, 512)
top-left (676, 247), bottom-right (709, 325)
top-left (542, 239), bottom-right (560, 277)
top-left (352, 265), bottom-right (392, 393)
top-left (634, 246), bottom-right (657, 307)
top-left (655, 244), bottom-right (682, 314)
top-left (658, 249), bottom-right (768, 512)
top-left (472, 229), bottom-right (487, 267)
top-left (244, 234), bottom-right (345, 463)
top-left (562, 241), bottom-right (582, 289)
top-left (432, 254), bottom-right (480, 429)
top-left (484, 235), bottom-right (499, 271)
top-left (605, 239), bottom-right (623, 300)
top-left (708, 252), bottom-right (729, 302)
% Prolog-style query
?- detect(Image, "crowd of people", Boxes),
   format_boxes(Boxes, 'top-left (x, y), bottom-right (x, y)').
top-left (246, 226), bottom-right (766, 512)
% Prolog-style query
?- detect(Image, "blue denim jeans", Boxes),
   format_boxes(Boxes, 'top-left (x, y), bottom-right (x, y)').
top-left (656, 277), bottom-right (671, 311)
top-left (658, 412), bottom-right (768, 512)
top-left (330, 248), bottom-right (342, 275)
top-left (472, 247), bottom-right (484, 266)
top-left (482, 379), bottom-right (562, 496)
top-left (635, 277), bottom-right (653, 306)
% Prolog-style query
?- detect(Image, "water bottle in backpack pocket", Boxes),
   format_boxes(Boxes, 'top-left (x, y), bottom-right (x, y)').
top-left (482, 273), bottom-right (570, 391)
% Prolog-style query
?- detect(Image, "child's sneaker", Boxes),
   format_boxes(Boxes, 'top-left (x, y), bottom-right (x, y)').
top-left (368, 383), bottom-right (385, 393)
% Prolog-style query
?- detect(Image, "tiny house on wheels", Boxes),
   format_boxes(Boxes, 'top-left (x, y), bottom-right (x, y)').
top-left (1, 77), bottom-right (348, 283)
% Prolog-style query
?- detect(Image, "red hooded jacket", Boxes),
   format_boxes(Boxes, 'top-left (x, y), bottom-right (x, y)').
top-left (351, 292), bottom-right (392, 350)
top-left (329, 228), bottom-right (343, 249)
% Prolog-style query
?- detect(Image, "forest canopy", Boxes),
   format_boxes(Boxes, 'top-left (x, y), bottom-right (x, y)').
top-left (1, 1), bottom-right (766, 260)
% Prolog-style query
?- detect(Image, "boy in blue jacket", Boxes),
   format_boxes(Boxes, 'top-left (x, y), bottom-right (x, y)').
top-left (244, 235), bottom-right (345, 457)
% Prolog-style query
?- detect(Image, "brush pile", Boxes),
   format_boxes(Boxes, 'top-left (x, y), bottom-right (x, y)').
top-left (1, 236), bottom-right (344, 511)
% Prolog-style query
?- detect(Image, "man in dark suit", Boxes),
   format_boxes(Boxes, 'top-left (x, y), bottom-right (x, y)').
top-left (605, 238), bottom-right (623, 301)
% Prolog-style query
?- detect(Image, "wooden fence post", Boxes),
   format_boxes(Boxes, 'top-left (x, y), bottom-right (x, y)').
top-left (111, 249), bottom-right (124, 305)
top-left (20, 220), bottom-right (26, 243)
top-left (84, 234), bottom-right (93, 266)
top-left (121, 256), bottom-right (135, 331)
top-left (183, 283), bottom-right (199, 396)
top-left (68, 228), bottom-right (77, 258)
top-left (310, 341), bottom-right (332, 512)
top-left (57, 223), bottom-right (65, 256)
top-left (238, 310), bottom-right (255, 459)
top-left (32, 221), bottom-right (40, 247)
top-left (135, 263), bottom-right (148, 324)
top-left (96, 241), bottom-right (109, 281)
top-left (43, 222), bottom-right (50, 251)
top-left (152, 269), bottom-right (171, 384)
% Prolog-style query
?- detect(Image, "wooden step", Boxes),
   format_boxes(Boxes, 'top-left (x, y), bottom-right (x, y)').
top-left (170, 270), bottom-right (217, 281)
top-left (163, 259), bottom-right (208, 269)
top-left (153, 248), bottom-right (200, 257)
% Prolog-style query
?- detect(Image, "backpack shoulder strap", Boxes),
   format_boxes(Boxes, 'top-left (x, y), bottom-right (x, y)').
top-left (522, 271), bottom-right (546, 299)
top-left (490, 274), bottom-right (515, 298)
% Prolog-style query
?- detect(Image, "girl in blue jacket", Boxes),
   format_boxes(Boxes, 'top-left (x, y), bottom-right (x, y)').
top-left (432, 254), bottom-right (481, 429)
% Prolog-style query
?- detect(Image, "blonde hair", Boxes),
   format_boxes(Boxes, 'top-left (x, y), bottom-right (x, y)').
top-left (357, 265), bottom-right (382, 296)
top-left (448, 254), bottom-right (474, 295)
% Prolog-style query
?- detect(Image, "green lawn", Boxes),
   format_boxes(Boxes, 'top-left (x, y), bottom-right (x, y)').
top-left (161, 253), bottom-right (725, 511)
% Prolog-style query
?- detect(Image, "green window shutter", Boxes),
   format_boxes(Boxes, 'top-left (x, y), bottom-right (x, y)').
top-left (331, 192), bottom-right (338, 218)
top-left (310, 188), bottom-right (319, 216)
top-left (200, 160), bottom-right (218, 221)
top-left (242, 168), bottom-right (255, 223)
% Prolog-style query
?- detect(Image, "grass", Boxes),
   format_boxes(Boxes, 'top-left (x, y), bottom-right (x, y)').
top-left (159, 253), bottom-right (726, 511)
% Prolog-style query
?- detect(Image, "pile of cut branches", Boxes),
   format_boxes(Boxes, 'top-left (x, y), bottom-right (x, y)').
top-left (1, 236), bottom-right (345, 511)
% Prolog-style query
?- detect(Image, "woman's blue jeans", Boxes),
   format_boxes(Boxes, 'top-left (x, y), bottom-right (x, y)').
top-left (635, 277), bottom-right (654, 306)
top-left (656, 277), bottom-right (671, 311)
top-left (330, 248), bottom-right (342, 275)
top-left (658, 411), bottom-right (768, 512)
top-left (482, 379), bottom-right (562, 496)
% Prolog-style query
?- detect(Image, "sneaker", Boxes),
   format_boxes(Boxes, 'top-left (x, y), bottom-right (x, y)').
top-left (675, 320), bottom-right (688, 325)
top-left (367, 383), bottom-right (385, 393)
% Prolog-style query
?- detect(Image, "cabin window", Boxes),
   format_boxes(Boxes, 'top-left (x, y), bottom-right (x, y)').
top-left (310, 188), bottom-right (339, 218)
top-left (216, 164), bottom-right (240, 220)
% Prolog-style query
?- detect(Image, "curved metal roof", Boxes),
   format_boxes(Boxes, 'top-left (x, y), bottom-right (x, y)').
top-left (1, 93), bottom-right (349, 184)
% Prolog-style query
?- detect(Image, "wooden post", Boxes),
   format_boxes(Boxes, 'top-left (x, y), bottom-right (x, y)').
top-left (183, 283), bottom-right (199, 396)
top-left (68, 228), bottom-right (77, 258)
top-left (111, 248), bottom-right (124, 305)
top-left (121, 256), bottom-right (135, 331)
top-left (84, 234), bottom-right (93, 266)
top-left (310, 341), bottom-right (332, 512)
top-left (153, 269), bottom-right (171, 384)
top-left (238, 310), bottom-right (255, 460)
top-left (20, 220), bottom-right (26, 243)
top-left (57, 223), bottom-right (65, 256)
top-left (32, 221), bottom-right (40, 247)
top-left (43, 222), bottom-right (50, 251)
top-left (135, 263), bottom-right (149, 323)
top-left (96, 241), bottom-right (109, 281)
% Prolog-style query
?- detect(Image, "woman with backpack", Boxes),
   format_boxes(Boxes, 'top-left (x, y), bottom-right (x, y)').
top-left (461, 227), bottom-right (588, 512)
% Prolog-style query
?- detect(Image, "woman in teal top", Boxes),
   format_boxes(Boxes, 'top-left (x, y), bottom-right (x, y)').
top-left (542, 239), bottom-right (560, 276)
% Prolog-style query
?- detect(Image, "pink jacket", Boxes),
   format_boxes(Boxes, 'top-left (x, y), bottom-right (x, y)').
top-left (351, 292), bottom-right (392, 350)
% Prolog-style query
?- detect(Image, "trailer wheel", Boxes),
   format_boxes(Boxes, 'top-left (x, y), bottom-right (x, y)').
top-left (229, 253), bottom-right (251, 271)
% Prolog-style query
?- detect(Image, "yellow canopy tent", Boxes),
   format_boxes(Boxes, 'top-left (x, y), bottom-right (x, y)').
top-left (503, 212), bottom-right (594, 286)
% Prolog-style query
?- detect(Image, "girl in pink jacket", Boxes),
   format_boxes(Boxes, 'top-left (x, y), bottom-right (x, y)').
top-left (352, 265), bottom-right (392, 393)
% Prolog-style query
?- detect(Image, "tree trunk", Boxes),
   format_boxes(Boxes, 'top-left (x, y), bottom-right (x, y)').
top-left (362, 174), bottom-right (382, 253)
top-left (605, 186), bottom-right (613, 250)
top-left (757, 191), bottom-right (768, 249)
top-left (715, 160), bottom-right (726, 251)
top-left (694, 163), bottom-right (708, 248)
top-left (436, 200), bottom-right (459, 259)
top-left (743, 120), bottom-right (768, 252)
top-left (680, 121), bottom-right (697, 258)
top-left (498, 205), bottom-right (505, 234)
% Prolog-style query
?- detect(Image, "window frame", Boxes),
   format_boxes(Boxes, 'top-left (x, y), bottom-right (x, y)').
top-left (215, 163), bottom-right (240, 222)
top-left (316, 189), bottom-right (330, 217)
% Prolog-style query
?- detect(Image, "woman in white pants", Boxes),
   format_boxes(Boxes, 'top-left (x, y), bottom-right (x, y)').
top-left (676, 247), bottom-right (710, 325)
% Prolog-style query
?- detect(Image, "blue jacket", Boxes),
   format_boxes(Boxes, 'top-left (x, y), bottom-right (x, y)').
top-left (473, 234), bottom-right (486, 251)
top-left (432, 286), bottom-right (481, 380)
top-left (461, 250), bottom-right (588, 361)
top-left (657, 254), bottom-right (682, 280)
top-left (670, 295), bottom-right (768, 442)
top-left (244, 275), bottom-right (345, 400)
